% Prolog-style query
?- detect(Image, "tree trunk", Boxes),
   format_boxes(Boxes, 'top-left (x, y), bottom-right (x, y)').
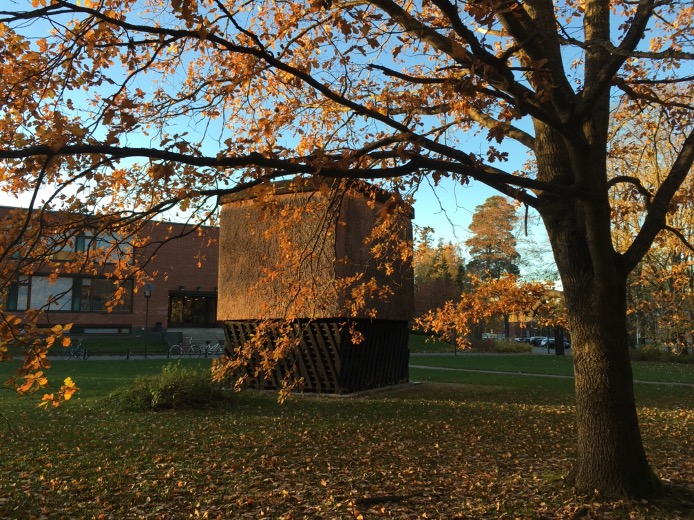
top-left (540, 192), bottom-right (662, 497)
top-left (533, 105), bottom-right (663, 498)
top-left (568, 289), bottom-right (662, 497)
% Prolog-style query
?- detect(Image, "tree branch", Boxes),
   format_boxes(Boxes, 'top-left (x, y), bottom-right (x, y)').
top-left (613, 77), bottom-right (694, 110)
top-left (368, 0), bottom-right (560, 125)
top-left (663, 225), bottom-right (694, 255)
top-left (578, 0), bottom-right (658, 116)
top-left (607, 175), bottom-right (653, 207)
top-left (492, 0), bottom-right (576, 120)
top-left (621, 129), bottom-right (694, 273)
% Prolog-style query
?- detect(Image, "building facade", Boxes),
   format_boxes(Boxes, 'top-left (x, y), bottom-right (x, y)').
top-left (1, 206), bottom-right (221, 340)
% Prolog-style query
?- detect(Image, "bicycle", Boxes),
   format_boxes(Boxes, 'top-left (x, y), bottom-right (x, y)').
top-left (202, 339), bottom-right (225, 357)
top-left (61, 338), bottom-right (89, 360)
top-left (168, 337), bottom-right (202, 358)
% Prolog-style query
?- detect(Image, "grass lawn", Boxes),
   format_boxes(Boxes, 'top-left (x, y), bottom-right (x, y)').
top-left (0, 358), bottom-right (692, 519)
top-left (411, 353), bottom-right (694, 384)
top-left (408, 333), bottom-right (456, 353)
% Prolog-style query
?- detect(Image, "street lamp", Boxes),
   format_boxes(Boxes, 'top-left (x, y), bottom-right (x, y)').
top-left (144, 283), bottom-right (155, 358)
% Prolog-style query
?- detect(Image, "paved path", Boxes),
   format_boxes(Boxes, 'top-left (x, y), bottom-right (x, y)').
top-left (409, 364), bottom-right (694, 387)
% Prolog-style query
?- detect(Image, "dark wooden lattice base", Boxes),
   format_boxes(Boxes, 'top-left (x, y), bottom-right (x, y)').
top-left (224, 319), bottom-right (409, 394)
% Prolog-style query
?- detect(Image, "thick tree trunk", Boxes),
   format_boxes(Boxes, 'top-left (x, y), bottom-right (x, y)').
top-left (567, 288), bottom-right (662, 497)
top-left (531, 104), bottom-right (663, 497)
top-left (542, 204), bottom-right (662, 497)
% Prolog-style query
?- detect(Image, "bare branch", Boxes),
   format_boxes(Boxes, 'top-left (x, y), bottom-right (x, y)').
top-left (579, 0), bottom-right (658, 116)
top-left (613, 78), bottom-right (694, 110)
top-left (663, 225), bottom-right (694, 254)
top-left (621, 129), bottom-right (694, 273)
top-left (607, 175), bottom-right (653, 207)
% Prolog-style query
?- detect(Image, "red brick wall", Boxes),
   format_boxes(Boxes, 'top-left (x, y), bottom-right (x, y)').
top-left (1, 207), bottom-right (219, 333)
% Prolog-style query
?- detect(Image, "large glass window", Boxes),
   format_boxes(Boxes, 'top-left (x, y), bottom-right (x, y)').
top-left (168, 294), bottom-right (217, 327)
top-left (29, 276), bottom-right (73, 311)
top-left (5, 276), bottom-right (132, 313)
top-left (73, 278), bottom-right (133, 312)
top-left (50, 230), bottom-right (131, 264)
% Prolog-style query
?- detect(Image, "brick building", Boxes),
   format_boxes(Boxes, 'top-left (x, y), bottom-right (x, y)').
top-left (1, 206), bottom-right (221, 341)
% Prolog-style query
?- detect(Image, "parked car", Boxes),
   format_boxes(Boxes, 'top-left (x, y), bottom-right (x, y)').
top-left (530, 336), bottom-right (548, 346)
top-left (513, 337), bottom-right (532, 343)
top-left (539, 338), bottom-right (571, 349)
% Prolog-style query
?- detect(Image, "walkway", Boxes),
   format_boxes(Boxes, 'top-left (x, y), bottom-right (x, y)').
top-left (409, 363), bottom-right (694, 388)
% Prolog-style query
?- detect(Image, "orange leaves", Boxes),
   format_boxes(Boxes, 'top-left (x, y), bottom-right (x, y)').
top-left (0, 308), bottom-right (76, 405)
top-left (17, 371), bottom-right (48, 395)
top-left (416, 274), bottom-right (554, 348)
top-left (147, 162), bottom-right (175, 182)
top-left (39, 377), bottom-right (80, 409)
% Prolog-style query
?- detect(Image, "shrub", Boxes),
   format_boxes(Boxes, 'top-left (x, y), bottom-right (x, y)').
top-left (493, 339), bottom-right (533, 353)
top-left (108, 362), bottom-right (232, 411)
top-left (469, 338), bottom-right (532, 353)
top-left (630, 344), bottom-right (694, 364)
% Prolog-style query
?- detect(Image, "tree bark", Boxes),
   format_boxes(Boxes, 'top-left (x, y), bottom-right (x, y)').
top-left (534, 119), bottom-right (662, 498)
top-left (567, 286), bottom-right (662, 497)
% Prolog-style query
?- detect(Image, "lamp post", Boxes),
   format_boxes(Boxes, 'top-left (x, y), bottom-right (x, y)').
top-left (144, 283), bottom-right (155, 358)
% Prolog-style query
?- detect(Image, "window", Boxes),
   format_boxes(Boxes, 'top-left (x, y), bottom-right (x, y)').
top-left (5, 276), bottom-right (133, 313)
top-left (30, 276), bottom-right (73, 311)
top-left (7, 276), bottom-right (29, 311)
top-left (84, 231), bottom-right (131, 264)
top-left (168, 294), bottom-right (217, 327)
top-left (73, 278), bottom-right (133, 312)
top-left (50, 230), bottom-right (131, 264)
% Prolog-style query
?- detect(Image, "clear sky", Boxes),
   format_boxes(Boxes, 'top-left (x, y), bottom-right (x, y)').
top-left (411, 177), bottom-right (499, 243)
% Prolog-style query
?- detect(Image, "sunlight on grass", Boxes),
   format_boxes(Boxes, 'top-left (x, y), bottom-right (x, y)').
top-left (0, 358), bottom-right (691, 519)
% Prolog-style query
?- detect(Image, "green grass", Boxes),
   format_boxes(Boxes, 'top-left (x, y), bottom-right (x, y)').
top-left (410, 353), bottom-right (694, 384)
top-left (409, 334), bottom-right (531, 354)
top-left (0, 359), bottom-right (692, 519)
top-left (408, 332), bottom-right (455, 353)
top-left (7, 336), bottom-right (171, 359)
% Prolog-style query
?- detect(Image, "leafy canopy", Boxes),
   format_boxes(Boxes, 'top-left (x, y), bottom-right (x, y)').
top-left (0, 1), bottom-right (692, 402)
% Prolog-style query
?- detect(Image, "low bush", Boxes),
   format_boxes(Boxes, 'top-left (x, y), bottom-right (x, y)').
top-left (469, 338), bottom-right (532, 353)
top-left (493, 339), bottom-right (533, 353)
top-left (630, 344), bottom-right (694, 364)
top-left (408, 332), bottom-right (455, 353)
top-left (108, 361), bottom-right (232, 411)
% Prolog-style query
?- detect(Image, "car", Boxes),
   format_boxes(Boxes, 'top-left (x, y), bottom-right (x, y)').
top-left (540, 338), bottom-right (571, 349)
top-left (539, 338), bottom-right (555, 348)
top-left (530, 336), bottom-right (548, 346)
top-left (513, 337), bottom-right (531, 343)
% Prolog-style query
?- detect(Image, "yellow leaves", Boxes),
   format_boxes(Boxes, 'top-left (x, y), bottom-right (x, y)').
top-left (38, 377), bottom-right (79, 409)
top-left (416, 274), bottom-right (556, 348)
top-left (61, 377), bottom-right (78, 400)
top-left (51, 323), bottom-right (69, 334)
top-left (47, 135), bottom-right (69, 153)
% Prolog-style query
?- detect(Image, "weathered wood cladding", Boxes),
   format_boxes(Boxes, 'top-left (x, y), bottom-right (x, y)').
top-left (217, 192), bottom-right (341, 320)
top-left (218, 181), bottom-right (414, 321)
top-left (225, 319), bottom-right (409, 393)
top-left (218, 181), bottom-right (413, 393)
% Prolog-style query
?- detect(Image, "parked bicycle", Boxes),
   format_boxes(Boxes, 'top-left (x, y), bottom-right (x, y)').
top-left (202, 339), bottom-right (225, 357)
top-left (168, 337), bottom-right (202, 358)
top-left (61, 338), bottom-right (89, 360)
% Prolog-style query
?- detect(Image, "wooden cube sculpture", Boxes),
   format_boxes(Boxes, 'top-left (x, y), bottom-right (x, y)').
top-left (218, 179), bottom-right (413, 393)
